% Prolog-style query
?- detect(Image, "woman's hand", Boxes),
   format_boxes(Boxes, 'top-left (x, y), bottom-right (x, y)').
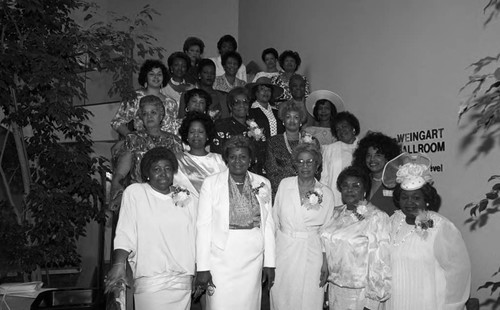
top-left (319, 254), bottom-right (329, 287)
top-left (104, 263), bottom-right (128, 294)
top-left (262, 267), bottom-right (275, 290)
top-left (194, 270), bottom-right (215, 295)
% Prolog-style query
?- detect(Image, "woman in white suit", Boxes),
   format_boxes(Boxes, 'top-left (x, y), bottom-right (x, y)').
top-left (195, 135), bottom-right (276, 310)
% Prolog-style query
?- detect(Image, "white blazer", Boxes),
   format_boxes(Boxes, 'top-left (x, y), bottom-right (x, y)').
top-left (196, 169), bottom-right (276, 271)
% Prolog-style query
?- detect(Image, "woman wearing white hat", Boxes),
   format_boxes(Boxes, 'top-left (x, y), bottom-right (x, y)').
top-left (383, 153), bottom-right (471, 310)
top-left (303, 90), bottom-right (344, 145)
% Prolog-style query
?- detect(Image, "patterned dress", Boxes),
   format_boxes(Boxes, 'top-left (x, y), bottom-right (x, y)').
top-left (213, 75), bottom-right (246, 93)
top-left (271, 74), bottom-right (310, 102)
top-left (125, 131), bottom-right (183, 184)
top-left (265, 134), bottom-right (299, 199)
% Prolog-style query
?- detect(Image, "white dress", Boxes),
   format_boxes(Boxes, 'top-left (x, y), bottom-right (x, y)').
top-left (114, 183), bottom-right (196, 310)
top-left (270, 177), bottom-right (335, 310)
top-left (387, 210), bottom-right (471, 310)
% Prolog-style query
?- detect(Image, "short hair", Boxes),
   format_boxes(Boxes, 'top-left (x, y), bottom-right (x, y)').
top-left (336, 165), bottom-right (371, 199)
top-left (197, 58), bottom-right (216, 74)
top-left (138, 59), bottom-right (169, 88)
top-left (278, 100), bottom-right (308, 124)
top-left (178, 111), bottom-right (216, 146)
top-left (183, 36), bottom-right (205, 54)
top-left (393, 183), bottom-right (441, 212)
top-left (278, 50), bottom-right (302, 71)
top-left (221, 51), bottom-right (243, 68)
top-left (352, 131), bottom-right (402, 174)
top-left (167, 51), bottom-right (191, 70)
top-left (138, 95), bottom-right (165, 119)
top-left (140, 147), bottom-right (178, 181)
top-left (222, 135), bottom-right (255, 164)
top-left (227, 87), bottom-right (250, 108)
top-left (217, 34), bottom-right (237, 52)
top-left (332, 111), bottom-right (361, 138)
top-left (184, 88), bottom-right (212, 112)
top-left (261, 48), bottom-right (279, 62)
top-left (292, 142), bottom-right (322, 172)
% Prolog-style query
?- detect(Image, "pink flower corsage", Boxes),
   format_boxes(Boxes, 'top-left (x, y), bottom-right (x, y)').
top-left (303, 187), bottom-right (324, 210)
top-left (350, 200), bottom-right (368, 221)
top-left (170, 186), bottom-right (191, 207)
top-left (415, 210), bottom-right (434, 239)
top-left (252, 182), bottom-right (271, 203)
top-left (246, 119), bottom-right (266, 141)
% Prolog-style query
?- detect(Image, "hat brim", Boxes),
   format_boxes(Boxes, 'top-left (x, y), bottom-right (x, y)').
top-left (305, 90), bottom-right (344, 117)
top-left (245, 82), bottom-right (284, 101)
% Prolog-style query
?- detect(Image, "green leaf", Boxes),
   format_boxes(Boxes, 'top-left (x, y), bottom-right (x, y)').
top-left (488, 175), bottom-right (500, 182)
top-left (464, 202), bottom-right (476, 210)
top-left (470, 205), bottom-right (478, 217)
top-left (493, 183), bottom-right (500, 191)
top-left (486, 191), bottom-right (499, 200)
top-left (479, 199), bottom-right (489, 212)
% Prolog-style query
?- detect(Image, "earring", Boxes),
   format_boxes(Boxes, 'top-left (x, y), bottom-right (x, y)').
top-left (426, 203), bottom-right (429, 207)
top-left (144, 82), bottom-right (148, 88)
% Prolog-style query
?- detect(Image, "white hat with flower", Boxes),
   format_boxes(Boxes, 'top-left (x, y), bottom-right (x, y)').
top-left (382, 152), bottom-right (432, 190)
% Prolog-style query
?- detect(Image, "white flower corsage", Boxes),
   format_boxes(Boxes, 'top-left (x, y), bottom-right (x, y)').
top-left (414, 210), bottom-right (434, 239)
top-left (208, 109), bottom-right (220, 119)
top-left (246, 119), bottom-right (266, 141)
top-left (303, 187), bottom-right (323, 210)
top-left (252, 182), bottom-right (271, 203)
top-left (350, 200), bottom-right (368, 221)
top-left (170, 186), bottom-right (191, 207)
top-left (300, 132), bottom-right (314, 144)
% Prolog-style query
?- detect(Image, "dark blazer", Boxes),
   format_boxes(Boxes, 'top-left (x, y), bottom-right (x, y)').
top-left (248, 105), bottom-right (285, 140)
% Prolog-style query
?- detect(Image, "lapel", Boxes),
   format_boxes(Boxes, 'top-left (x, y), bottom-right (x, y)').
top-left (248, 173), bottom-right (270, 226)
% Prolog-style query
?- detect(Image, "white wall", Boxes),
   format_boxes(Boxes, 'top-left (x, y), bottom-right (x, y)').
top-left (239, 0), bottom-right (500, 305)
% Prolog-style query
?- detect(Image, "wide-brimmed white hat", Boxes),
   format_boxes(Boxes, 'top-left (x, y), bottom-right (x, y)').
top-left (305, 90), bottom-right (344, 117)
top-left (382, 152), bottom-right (433, 190)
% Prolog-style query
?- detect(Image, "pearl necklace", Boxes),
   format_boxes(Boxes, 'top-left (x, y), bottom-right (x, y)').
top-left (284, 132), bottom-right (300, 154)
top-left (392, 217), bottom-right (415, 247)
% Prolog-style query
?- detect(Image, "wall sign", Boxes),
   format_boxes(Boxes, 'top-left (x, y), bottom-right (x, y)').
top-left (396, 127), bottom-right (445, 173)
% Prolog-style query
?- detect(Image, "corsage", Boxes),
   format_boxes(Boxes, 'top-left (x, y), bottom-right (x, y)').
top-left (170, 186), bottom-right (191, 207)
top-left (303, 187), bottom-right (323, 210)
top-left (246, 119), bottom-right (266, 141)
top-left (252, 182), bottom-right (271, 203)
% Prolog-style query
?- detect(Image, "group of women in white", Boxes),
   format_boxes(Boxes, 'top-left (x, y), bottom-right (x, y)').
top-left (103, 34), bottom-right (471, 310)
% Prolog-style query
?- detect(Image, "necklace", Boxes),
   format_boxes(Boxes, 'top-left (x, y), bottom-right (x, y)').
top-left (284, 131), bottom-right (300, 154)
top-left (235, 182), bottom-right (244, 185)
top-left (170, 78), bottom-right (185, 86)
top-left (392, 216), bottom-right (415, 247)
top-left (372, 176), bottom-right (382, 182)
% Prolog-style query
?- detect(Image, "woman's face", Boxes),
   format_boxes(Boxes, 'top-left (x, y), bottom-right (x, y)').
top-left (284, 110), bottom-right (301, 132)
top-left (186, 95), bottom-right (207, 113)
top-left (365, 146), bottom-right (388, 175)
top-left (199, 65), bottom-right (215, 87)
top-left (399, 189), bottom-right (426, 220)
top-left (146, 68), bottom-right (164, 89)
top-left (340, 176), bottom-right (366, 206)
top-left (317, 102), bottom-right (333, 122)
top-left (186, 45), bottom-right (201, 64)
top-left (289, 77), bottom-right (306, 100)
top-left (264, 53), bottom-right (277, 71)
top-left (227, 147), bottom-right (251, 178)
top-left (140, 103), bottom-right (163, 129)
top-left (295, 151), bottom-right (317, 180)
top-left (187, 121), bottom-right (207, 149)
top-left (170, 57), bottom-right (188, 79)
top-left (224, 57), bottom-right (240, 76)
top-left (230, 94), bottom-right (250, 119)
top-left (335, 120), bottom-right (356, 144)
top-left (283, 56), bottom-right (297, 73)
top-left (219, 41), bottom-right (235, 55)
top-left (255, 85), bottom-right (272, 103)
top-left (147, 159), bottom-right (174, 194)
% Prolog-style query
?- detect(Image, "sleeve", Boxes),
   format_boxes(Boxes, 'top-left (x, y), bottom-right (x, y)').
top-left (272, 181), bottom-right (283, 235)
top-left (364, 211), bottom-right (391, 308)
top-left (113, 187), bottom-right (138, 254)
top-left (434, 219), bottom-right (471, 310)
top-left (196, 177), bottom-right (214, 271)
top-left (263, 178), bottom-right (276, 267)
top-left (237, 63), bottom-right (247, 82)
top-left (111, 98), bottom-right (138, 131)
top-left (320, 187), bottom-right (335, 252)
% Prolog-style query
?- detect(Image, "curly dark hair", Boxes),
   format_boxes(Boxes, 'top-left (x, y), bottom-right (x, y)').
top-left (261, 48), bottom-right (279, 62)
top-left (140, 147), bottom-right (178, 182)
top-left (217, 34), bottom-right (237, 52)
top-left (221, 51), bottom-right (243, 68)
top-left (393, 183), bottom-right (441, 212)
top-left (336, 165), bottom-right (372, 199)
top-left (352, 131), bottom-right (402, 174)
top-left (222, 135), bottom-right (255, 164)
top-left (184, 88), bottom-right (212, 113)
top-left (278, 50), bottom-right (301, 72)
top-left (167, 51), bottom-right (191, 71)
top-left (179, 111), bottom-right (216, 146)
top-left (197, 58), bottom-right (216, 74)
top-left (183, 36), bottom-right (205, 54)
top-left (138, 59), bottom-right (169, 88)
top-left (332, 111), bottom-right (360, 139)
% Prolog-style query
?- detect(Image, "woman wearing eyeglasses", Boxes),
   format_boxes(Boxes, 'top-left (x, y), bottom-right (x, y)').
top-left (320, 166), bottom-right (391, 310)
top-left (270, 142), bottom-right (334, 310)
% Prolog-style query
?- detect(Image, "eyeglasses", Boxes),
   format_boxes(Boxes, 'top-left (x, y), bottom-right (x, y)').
top-left (340, 182), bottom-right (363, 191)
top-left (233, 99), bottom-right (249, 106)
top-left (295, 159), bottom-right (315, 167)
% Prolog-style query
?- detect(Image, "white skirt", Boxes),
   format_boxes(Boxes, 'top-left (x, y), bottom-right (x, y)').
top-left (207, 228), bottom-right (264, 310)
